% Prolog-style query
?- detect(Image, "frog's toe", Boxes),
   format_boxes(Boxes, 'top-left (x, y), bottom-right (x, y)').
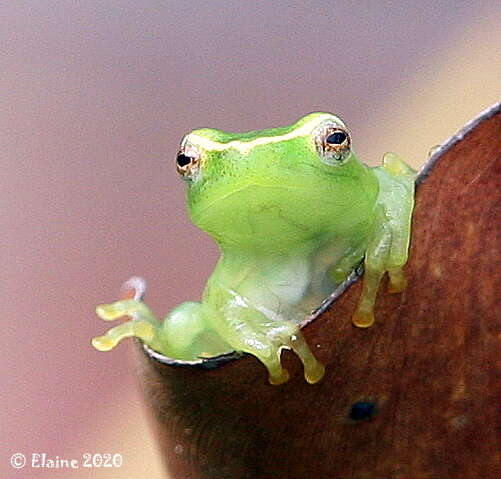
top-left (304, 362), bottom-right (325, 385)
top-left (382, 152), bottom-right (416, 177)
top-left (259, 350), bottom-right (290, 385)
top-left (91, 335), bottom-right (115, 351)
top-left (268, 368), bottom-right (290, 386)
top-left (388, 279), bottom-right (406, 293)
top-left (285, 333), bottom-right (325, 384)
top-left (352, 310), bottom-right (375, 328)
top-left (388, 268), bottom-right (407, 293)
top-left (95, 303), bottom-right (123, 321)
top-left (91, 320), bottom-right (156, 353)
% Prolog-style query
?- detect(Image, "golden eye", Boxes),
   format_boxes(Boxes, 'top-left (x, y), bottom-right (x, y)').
top-left (176, 144), bottom-right (201, 177)
top-left (323, 127), bottom-right (350, 152)
top-left (316, 125), bottom-right (351, 164)
top-left (325, 130), bottom-right (348, 146)
top-left (176, 152), bottom-right (193, 169)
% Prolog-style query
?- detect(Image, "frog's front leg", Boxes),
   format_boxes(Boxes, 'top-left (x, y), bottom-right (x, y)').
top-left (212, 290), bottom-right (324, 385)
top-left (258, 323), bottom-right (324, 385)
top-left (382, 153), bottom-right (416, 294)
top-left (352, 153), bottom-right (415, 328)
top-left (352, 214), bottom-right (391, 328)
top-left (227, 317), bottom-right (324, 385)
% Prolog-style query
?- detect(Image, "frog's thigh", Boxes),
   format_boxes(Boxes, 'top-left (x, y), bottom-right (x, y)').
top-left (160, 302), bottom-right (205, 350)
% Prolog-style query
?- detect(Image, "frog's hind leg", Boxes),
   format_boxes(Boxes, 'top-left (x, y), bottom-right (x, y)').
top-left (92, 299), bottom-right (160, 351)
top-left (94, 298), bottom-right (232, 359)
top-left (159, 302), bottom-right (234, 360)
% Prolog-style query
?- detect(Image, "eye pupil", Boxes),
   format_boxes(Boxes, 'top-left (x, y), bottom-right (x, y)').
top-left (176, 153), bottom-right (192, 167)
top-left (326, 131), bottom-right (347, 145)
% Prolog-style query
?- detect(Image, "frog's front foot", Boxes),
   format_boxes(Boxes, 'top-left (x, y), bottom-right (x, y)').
top-left (266, 361), bottom-right (290, 386)
top-left (260, 332), bottom-right (325, 385)
top-left (221, 314), bottom-right (324, 385)
top-left (352, 261), bottom-right (410, 328)
top-left (286, 333), bottom-right (325, 384)
top-left (352, 155), bottom-right (415, 328)
top-left (352, 264), bottom-right (409, 328)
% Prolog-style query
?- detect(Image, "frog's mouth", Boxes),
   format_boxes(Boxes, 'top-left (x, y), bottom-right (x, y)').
top-left (189, 181), bottom-right (318, 221)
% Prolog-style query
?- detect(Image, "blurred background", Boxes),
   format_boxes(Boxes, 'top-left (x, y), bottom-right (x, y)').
top-left (1, 1), bottom-right (499, 477)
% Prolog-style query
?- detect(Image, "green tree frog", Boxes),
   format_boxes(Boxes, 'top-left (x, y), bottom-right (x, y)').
top-left (93, 113), bottom-right (415, 385)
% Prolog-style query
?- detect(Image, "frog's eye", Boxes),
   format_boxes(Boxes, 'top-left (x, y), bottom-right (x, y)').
top-left (317, 125), bottom-right (351, 164)
top-left (176, 146), bottom-right (201, 177)
top-left (326, 131), bottom-right (348, 145)
top-left (176, 153), bottom-right (193, 168)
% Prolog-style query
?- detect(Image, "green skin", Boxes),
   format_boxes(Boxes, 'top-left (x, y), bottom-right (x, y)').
top-left (93, 113), bottom-right (416, 385)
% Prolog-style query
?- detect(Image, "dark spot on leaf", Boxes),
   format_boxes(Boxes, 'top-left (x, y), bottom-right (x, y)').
top-left (349, 401), bottom-right (376, 421)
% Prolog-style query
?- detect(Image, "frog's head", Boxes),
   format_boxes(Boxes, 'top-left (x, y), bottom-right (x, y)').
top-left (175, 113), bottom-right (373, 251)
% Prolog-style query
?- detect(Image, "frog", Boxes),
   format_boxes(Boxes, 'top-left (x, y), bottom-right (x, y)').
top-left (92, 112), bottom-right (416, 385)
